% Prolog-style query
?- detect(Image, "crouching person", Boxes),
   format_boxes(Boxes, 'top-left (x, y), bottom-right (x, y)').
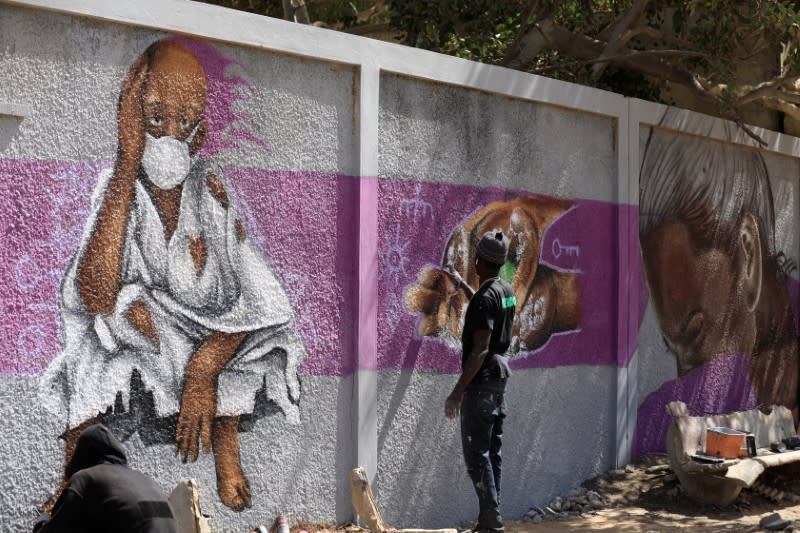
top-left (34, 424), bottom-right (176, 533)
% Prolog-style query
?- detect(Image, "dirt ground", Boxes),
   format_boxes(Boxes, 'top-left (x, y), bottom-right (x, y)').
top-left (284, 456), bottom-right (800, 533)
top-left (509, 455), bottom-right (800, 532)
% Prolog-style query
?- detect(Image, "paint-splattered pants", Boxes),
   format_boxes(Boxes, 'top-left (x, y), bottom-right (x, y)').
top-left (461, 388), bottom-right (506, 532)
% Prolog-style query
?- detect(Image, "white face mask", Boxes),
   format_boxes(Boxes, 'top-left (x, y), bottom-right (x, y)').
top-left (141, 121), bottom-right (201, 190)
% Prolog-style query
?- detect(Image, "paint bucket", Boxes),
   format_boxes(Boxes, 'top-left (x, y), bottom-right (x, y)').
top-left (706, 427), bottom-right (748, 458)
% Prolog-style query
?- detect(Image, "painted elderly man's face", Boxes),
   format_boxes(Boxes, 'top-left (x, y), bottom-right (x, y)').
top-left (142, 44), bottom-right (207, 143)
top-left (642, 222), bottom-right (757, 376)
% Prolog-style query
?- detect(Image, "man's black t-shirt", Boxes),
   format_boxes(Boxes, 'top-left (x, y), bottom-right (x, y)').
top-left (461, 277), bottom-right (516, 389)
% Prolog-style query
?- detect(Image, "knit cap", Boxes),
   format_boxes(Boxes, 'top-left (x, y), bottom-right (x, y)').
top-left (476, 230), bottom-right (509, 265)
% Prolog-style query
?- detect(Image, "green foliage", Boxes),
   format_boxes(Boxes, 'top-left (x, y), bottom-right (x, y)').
top-left (198, 0), bottom-right (800, 111)
top-left (386, 0), bottom-right (800, 108)
top-left (197, 0), bottom-right (385, 29)
top-left (196, 0), bottom-right (283, 18)
top-left (388, 1), bottom-right (527, 60)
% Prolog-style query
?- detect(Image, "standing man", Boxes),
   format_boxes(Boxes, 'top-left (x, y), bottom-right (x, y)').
top-left (444, 231), bottom-right (516, 533)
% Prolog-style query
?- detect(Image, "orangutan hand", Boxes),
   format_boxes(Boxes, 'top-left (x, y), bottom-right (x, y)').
top-left (176, 373), bottom-right (216, 463)
top-left (405, 265), bottom-right (463, 337)
top-left (116, 54), bottom-right (149, 169)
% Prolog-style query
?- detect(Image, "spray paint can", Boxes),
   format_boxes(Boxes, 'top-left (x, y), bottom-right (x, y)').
top-left (276, 515), bottom-right (290, 533)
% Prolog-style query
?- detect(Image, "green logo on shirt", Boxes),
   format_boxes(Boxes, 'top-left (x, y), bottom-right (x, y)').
top-left (502, 295), bottom-right (516, 309)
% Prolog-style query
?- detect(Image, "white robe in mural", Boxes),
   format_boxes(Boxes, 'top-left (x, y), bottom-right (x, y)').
top-left (40, 161), bottom-right (304, 428)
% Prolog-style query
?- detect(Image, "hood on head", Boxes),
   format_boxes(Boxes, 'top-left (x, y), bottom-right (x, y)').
top-left (66, 424), bottom-right (127, 479)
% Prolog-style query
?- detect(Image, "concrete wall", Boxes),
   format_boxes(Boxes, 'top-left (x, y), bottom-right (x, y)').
top-left (1, 2), bottom-right (800, 532)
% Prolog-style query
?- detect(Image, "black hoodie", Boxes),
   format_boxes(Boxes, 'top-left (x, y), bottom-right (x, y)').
top-left (36, 424), bottom-right (176, 533)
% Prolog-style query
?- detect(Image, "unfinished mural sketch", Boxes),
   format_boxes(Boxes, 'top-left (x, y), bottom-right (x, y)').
top-left (633, 120), bottom-right (800, 456)
top-left (38, 39), bottom-right (305, 511)
top-left (405, 196), bottom-right (582, 354)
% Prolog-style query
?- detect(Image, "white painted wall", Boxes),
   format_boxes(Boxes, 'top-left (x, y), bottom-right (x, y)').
top-left (1, 2), bottom-right (800, 532)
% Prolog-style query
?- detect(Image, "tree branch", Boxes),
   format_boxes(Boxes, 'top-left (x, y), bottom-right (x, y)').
top-left (760, 97), bottom-right (800, 123)
top-left (283, 0), bottom-right (310, 23)
top-left (501, 10), bottom-right (800, 128)
top-left (531, 49), bottom-right (712, 73)
top-left (501, 1), bottom-right (552, 67)
top-left (734, 77), bottom-right (800, 106)
top-left (592, 0), bottom-right (651, 80)
top-left (626, 26), bottom-right (698, 50)
top-left (737, 86), bottom-right (800, 108)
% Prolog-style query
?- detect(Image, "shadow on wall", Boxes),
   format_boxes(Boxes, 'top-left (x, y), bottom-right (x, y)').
top-left (374, 365), bottom-right (616, 528)
top-left (634, 110), bottom-right (800, 457)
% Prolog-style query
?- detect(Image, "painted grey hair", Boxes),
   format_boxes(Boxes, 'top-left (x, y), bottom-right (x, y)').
top-left (639, 121), bottom-right (776, 260)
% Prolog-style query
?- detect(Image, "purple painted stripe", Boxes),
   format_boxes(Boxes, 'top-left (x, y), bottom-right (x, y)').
top-left (630, 352), bottom-right (757, 458)
top-left (358, 177), bottom-right (379, 371)
top-left (224, 167), bottom-right (359, 377)
top-left (0, 159), bottom-right (644, 377)
top-left (0, 159), bottom-right (104, 375)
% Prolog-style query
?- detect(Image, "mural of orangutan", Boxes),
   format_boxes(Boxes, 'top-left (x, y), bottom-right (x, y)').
top-left (405, 196), bottom-right (582, 353)
top-left (40, 39), bottom-right (304, 511)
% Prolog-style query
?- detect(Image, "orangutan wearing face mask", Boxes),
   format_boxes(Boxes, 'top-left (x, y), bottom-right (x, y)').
top-left (40, 39), bottom-right (304, 513)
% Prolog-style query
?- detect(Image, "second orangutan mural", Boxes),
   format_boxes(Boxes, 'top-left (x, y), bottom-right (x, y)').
top-left (404, 196), bottom-right (582, 354)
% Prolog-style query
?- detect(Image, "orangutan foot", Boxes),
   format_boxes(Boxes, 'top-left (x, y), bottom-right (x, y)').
top-left (213, 416), bottom-right (252, 511)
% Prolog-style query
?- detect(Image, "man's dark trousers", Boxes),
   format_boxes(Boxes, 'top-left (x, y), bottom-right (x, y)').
top-left (460, 387), bottom-right (506, 532)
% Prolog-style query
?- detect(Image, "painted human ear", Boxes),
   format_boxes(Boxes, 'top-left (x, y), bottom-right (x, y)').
top-left (189, 120), bottom-right (208, 156)
top-left (737, 212), bottom-right (762, 312)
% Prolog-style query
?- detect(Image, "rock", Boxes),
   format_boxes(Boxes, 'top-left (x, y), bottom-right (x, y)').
top-left (645, 464), bottom-right (672, 474)
top-left (760, 513), bottom-right (791, 531)
top-left (590, 499), bottom-right (605, 509)
top-left (550, 497), bottom-right (562, 511)
top-left (559, 512), bottom-right (569, 519)
top-left (587, 490), bottom-right (601, 500)
top-left (532, 515), bottom-right (542, 524)
top-left (662, 473), bottom-right (677, 483)
top-left (568, 487), bottom-right (587, 498)
top-left (625, 464), bottom-right (636, 474)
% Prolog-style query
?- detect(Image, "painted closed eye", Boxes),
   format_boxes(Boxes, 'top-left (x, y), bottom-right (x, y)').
top-left (149, 116), bottom-right (163, 127)
top-left (683, 312), bottom-right (704, 345)
top-left (179, 117), bottom-right (189, 128)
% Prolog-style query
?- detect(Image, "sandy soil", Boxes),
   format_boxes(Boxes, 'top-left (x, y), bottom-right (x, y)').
top-left (273, 457), bottom-right (800, 533)
top-left (506, 456), bottom-right (800, 532)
